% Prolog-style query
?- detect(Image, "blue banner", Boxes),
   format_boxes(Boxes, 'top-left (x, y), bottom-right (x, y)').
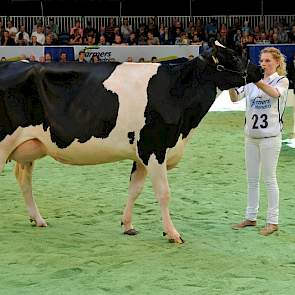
top-left (247, 44), bottom-right (295, 65)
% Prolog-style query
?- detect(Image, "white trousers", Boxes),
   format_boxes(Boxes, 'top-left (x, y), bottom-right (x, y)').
top-left (245, 135), bottom-right (282, 224)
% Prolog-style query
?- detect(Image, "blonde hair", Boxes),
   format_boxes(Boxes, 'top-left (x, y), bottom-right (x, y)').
top-left (260, 47), bottom-right (287, 76)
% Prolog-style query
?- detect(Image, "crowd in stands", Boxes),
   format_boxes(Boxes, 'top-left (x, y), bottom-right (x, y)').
top-left (1, 16), bottom-right (295, 54)
top-left (0, 16), bottom-right (295, 86)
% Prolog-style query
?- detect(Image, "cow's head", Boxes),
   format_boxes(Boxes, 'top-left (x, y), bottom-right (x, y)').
top-left (208, 41), bottom-right (263, 90)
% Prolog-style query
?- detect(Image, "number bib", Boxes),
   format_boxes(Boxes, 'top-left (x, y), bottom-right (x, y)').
top-left (241, 75), bottom-right (288, 139)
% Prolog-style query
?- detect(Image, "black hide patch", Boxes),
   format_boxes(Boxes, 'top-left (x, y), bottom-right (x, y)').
top-left (0, 62), bottom-right (120, 147)
top-left (137, 60), bottom-right (217, 166)
top-left (127, 131), bottom-right (135, 144)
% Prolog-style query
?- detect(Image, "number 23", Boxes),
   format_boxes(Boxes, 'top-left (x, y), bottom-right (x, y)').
top-left (252, 114), bottom-right (268, 129)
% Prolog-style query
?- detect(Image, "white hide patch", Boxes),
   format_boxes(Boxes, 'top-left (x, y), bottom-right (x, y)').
top-left (102, 62), bottom-right (160, 141)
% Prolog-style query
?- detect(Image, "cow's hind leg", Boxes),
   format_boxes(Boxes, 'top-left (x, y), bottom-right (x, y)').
top-left (147, 155), bottom-right (184, 244)
top-left (15, 161), bottom-right (47, 227)
top-left (0, 156), bottom-right (5, 174)
top-left (121, 161), bottom-right (147, 235)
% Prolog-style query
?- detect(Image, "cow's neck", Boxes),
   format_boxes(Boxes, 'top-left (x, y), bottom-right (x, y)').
top-left (171, 58), bottom-right (218, 139)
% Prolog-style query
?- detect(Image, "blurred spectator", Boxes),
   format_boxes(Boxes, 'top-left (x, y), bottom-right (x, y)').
top-left (29, 54), bottom-right (36, 62)
top-left (240, 31), bottom-right (254, 57)
top-left (127, 32), bottom-right (137, 45)
top-left (15, 25), bottom-right (30, 45)
top-left (171, 18), bottom-right (183, 39)
top-left (70, 20), bottom-right (83, 38)
top-left (98, 25), bottom-right (107, 40)
top-left (6, 20), bottom-right (17, 40)
top-left (179, 32), bottom-right (190, 45)
top-left (1, 57), bottom-right (7, 62)
top-left (173, 27), bottom-right (182, 44)
top-left (271, 32), bottom-right (280, 44)
top-left (59, 51), bottom-right (68, 63)
top-left (112, 34), bottom-right (125, 46)
top-left (1, 30), bottom-right (15, 46)
top-left (195, 18), bottom-right (205, 40)
top-left (85, 35), bottom-right (96, 46)
top-left (233, 29), bottom-right (242, 54)
top-left (186, 21), bottom-right (195, 34)
top-left (190, 34), bottom-right (203, 45)
top-left (15, 32), bottom-right (27, 46)
top-left (97, 35), bottom-right (109, 45)
top-left (69, 28), bottom-right (83, 45)
top-left (253, 25), bottom-right (262, 42)
top-left (121, 18), bottom-right (132, 43)
top-left (159, 26), bottom-right (173, 45)
top-left (217, 23), bottom-right (229, 46)
top-left (83, 21), bottom-right (97, 45)
top-left (105, 17), bottom-right (116, 42)
top-left (241, 20), bottom-right (251, 34)
top-left (278, 26), bottom-right (288, 43)
top-left (31, 25), bottom-right (45, 45)
top-left (136, 24), bottom-right (147, 45)
top-left (29, 35), bottom-right (42, 46)
top-left (200, 41), bottom-right (212, 55)
top-left (48, 17), bottom-right (59, 35)
top-left (147, 31), bottom-right (160, 45)
top-left (228, 17), bottom-right (241, 48)
top-left (44, 52), bottom-right (52, 63)
top-left (138, 57), bottom-right (145, 62)
top-left (76, 50), bottom-right (87, 63)
top-left (188, 54), bottom-right (194, 60)
top-left (59, 31), bottom-right (70, 45)
top-left (126, 56), bottom-right (133, 62)
top-left (45, 26), bottom-right (58, 44)
top-left (147, 17), bottom-right (158, 36)
top-left (90, 54), bottom-right (100, 63)
top-left (204, 18), bottom-right (218, 41)
top-left (44, 34), bottom-right (54, 46)
top-left (39, 56), bottom-right (45, 63)
top-left (32, 19), bottom-right (43, 34)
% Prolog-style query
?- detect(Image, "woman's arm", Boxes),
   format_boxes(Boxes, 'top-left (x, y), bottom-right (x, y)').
top-left (255, 80), bottom-right (281, 98)
top-left (229, 88), bottom-right (239, 102)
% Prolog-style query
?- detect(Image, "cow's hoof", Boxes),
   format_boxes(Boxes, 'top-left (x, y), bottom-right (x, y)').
top-left (163, 232), bottom-right (184, 244)
top-left (124, 229), bottom-right (138, 235)
top-left (30, 218), bottom-right (48, 227)
top-left (168, 237), bottom-right (185, 244)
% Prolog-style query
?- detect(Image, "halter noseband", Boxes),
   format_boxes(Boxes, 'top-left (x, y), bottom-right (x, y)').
top-left (198, 55), bottom-right (249, 85)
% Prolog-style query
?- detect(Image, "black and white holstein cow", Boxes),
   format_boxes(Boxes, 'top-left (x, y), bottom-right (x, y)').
top-left (0, 42), bottom-right (262, 243)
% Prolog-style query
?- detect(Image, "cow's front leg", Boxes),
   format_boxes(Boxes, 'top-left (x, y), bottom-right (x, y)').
top-left (121, 161), bottom-right (147, 235)
top-left (15, 162), bottom-right (47, 227)
top-left (147, 155), bottom-right (184, 244)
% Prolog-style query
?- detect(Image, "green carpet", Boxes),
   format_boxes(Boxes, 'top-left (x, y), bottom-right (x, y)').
top-left (1, 109), bottom-right (294, 295)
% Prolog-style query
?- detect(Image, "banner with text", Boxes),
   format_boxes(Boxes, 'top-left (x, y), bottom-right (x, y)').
top-left (0, 45), bottom-right (200, 63)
